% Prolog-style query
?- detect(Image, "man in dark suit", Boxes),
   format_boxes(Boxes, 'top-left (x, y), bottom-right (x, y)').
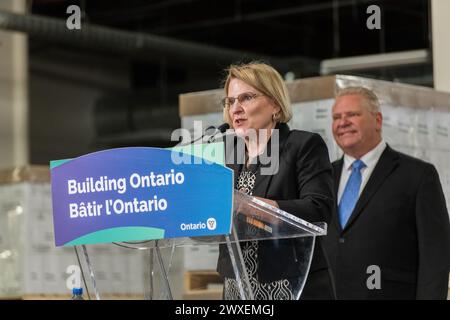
top-left (323, 86), bottom-right (450, 299)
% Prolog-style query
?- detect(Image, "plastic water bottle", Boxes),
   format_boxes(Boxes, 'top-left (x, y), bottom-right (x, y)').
top-left (71, 287), bottom-right (84, 300)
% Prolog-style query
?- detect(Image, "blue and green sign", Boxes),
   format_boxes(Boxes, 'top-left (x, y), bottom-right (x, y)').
top-left (50, 143), bottom-right (233, 246)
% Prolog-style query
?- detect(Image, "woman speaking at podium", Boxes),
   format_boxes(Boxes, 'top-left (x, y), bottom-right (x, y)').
top-left (216, 62), bottom-right (336, 300)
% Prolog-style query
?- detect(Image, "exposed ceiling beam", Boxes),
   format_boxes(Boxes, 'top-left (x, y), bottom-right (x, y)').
top-left (0, 10), bottom-right (275, 65)
top-left (0, 10), bottom-right (319, 73)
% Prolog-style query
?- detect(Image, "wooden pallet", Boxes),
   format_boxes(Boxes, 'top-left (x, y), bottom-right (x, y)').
top-left (183, 270), bottom-right (223, 300)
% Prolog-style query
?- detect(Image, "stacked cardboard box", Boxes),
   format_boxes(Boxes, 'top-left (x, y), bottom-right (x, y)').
top-left (0, 166), bottom-right (146, 299)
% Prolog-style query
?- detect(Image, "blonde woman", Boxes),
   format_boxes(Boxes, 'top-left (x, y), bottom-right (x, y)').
top-left (216, 62), bottom-right (336, 300)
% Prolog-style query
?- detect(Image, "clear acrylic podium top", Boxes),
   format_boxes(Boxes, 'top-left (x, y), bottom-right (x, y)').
top-left (137, 189), bottom-right (326, 249)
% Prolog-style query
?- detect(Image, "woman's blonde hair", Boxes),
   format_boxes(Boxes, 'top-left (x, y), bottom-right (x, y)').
top-left (222, 61), bottom-right (292, 125)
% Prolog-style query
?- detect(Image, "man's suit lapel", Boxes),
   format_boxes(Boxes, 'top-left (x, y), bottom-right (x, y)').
top-left (342, 145), bottom-right (400, 233)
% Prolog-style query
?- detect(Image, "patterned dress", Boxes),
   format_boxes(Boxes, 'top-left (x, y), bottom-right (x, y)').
top-left (223, 168), bottom-right (295, 300)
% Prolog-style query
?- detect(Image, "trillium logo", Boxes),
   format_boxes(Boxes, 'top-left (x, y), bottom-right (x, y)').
top-left (207, 218), bottom-right (217, 230)
top-left (180, 218), bottom-right (217, 231)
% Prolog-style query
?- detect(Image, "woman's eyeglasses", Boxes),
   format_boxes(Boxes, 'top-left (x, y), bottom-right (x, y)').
top-left (221, 92), bottom-right (264, 108)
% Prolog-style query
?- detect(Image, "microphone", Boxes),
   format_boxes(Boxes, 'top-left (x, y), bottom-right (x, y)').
top-left (207, 123), bottom-right (231, 143)
top-left (217, 123), bottom-right (230, 133)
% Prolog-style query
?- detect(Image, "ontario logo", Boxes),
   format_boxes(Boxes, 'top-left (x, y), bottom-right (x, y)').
top-left (180, 217), bottom-right (217, 231)
top-left (206, 218), bottom-right (217, 230)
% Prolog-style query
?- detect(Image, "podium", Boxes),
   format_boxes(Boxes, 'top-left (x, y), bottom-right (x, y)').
top-left (75, 189), bottom-right (326, 300)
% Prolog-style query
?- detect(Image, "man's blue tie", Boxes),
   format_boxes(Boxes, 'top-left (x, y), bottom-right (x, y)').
top-left (339, 159), bottom-right (366, 228)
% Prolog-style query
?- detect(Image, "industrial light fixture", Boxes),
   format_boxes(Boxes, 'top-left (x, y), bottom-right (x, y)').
top-left (320, 49), bottom-right (430, 75)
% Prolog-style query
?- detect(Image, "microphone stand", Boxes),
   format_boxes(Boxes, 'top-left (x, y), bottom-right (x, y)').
top-left (175, 125), bottom-right (216, 147)
top-left (176, 124), bottom-right (230, 147)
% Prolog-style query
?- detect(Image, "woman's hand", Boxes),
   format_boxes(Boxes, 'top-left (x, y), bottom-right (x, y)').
top-left (236, 196), bottom-right (280, 226)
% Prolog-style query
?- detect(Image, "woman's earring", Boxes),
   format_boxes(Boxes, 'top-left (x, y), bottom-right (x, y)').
top-left (272, 113), bottom-right (278, 122)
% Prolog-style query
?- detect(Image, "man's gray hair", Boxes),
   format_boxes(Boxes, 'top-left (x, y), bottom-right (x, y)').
top-left (336, 86), bottom-right (381, 113)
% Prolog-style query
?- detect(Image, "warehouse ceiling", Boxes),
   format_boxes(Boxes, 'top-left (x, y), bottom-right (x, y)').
top-left (22, 0), bottom-right (432, 161)
top-left (31, 0), bottom-right (429, 60)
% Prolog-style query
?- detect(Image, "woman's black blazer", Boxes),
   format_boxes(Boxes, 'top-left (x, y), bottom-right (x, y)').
top-left (217, 122), bottom-right (336, 298)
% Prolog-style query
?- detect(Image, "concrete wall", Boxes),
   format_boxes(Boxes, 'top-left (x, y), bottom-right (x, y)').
top-left (0, 0), bottom-right (28, 168)
top-left (432, 0), bottom-right (450, 92)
